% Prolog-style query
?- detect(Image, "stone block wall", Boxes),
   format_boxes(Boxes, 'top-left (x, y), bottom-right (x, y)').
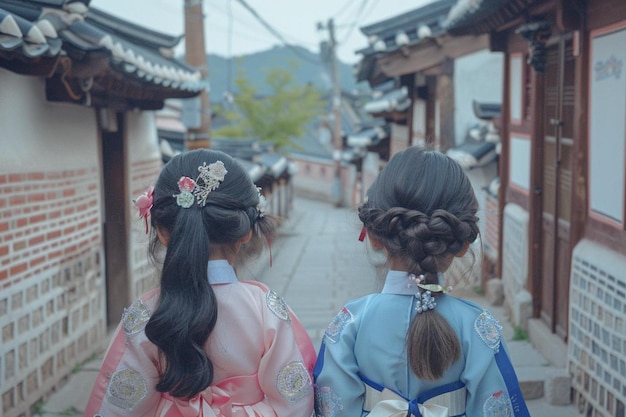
top-left (0, 168), bottom-right (105, 417)
top-left (569, 239), bottom-right (626, 417)
top-left (501, 203), bottom-right (530, 327)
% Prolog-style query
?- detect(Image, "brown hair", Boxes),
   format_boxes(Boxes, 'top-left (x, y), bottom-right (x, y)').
top-left (358, 147), bottom-right (479, 380)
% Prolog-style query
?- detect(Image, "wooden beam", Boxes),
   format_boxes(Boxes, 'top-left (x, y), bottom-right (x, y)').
top-left (378, 34), bottom-right (489, 78)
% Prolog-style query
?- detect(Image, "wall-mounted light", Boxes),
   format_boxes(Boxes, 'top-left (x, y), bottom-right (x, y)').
top-left (515, 21), bottom-right (552, 72)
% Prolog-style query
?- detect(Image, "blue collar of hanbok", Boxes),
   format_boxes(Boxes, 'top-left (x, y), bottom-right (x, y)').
top-left (381, 270), bottom-right (445, 295)
top-left (207, 259), bottom-right (238, 284)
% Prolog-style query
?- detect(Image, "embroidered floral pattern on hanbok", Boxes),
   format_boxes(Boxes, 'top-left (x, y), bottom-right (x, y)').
top-left (106, 368), bottom-right (148, 411)
top-left (267, 290), bottom-right (291, 323)
top-left (324, 307), bottom-right (354, 344)
top-left (482, 390), bottom-right (513, 417)
top-left (276, 361), bottom-right (312, 402)
top-left (315, 385), bottom-right (343, 417)
top-left (474, 310), bottom-right (502, 352)
top-left (122, 299), bottom-right (151, 341)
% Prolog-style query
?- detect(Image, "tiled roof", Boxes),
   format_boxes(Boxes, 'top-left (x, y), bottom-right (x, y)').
top-left (444, 0), bottom-right (532, 35)
top-left (363, 86), bottom-right (411, 114)
top-left (356, 0), bottom-right (456, 56)
top-left (354, 0), bottom-right (455, 83)
top-left (0, 0), bottom-right (203, 108)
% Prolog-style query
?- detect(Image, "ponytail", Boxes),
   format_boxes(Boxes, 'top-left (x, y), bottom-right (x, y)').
top-left (145, 207), bottom-right (216, 398)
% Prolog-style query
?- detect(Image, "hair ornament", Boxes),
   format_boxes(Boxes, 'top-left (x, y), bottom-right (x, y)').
top-left (407, 273), bottom-right (424, 289)
top-left (133, 186), bottom-right (154, 234)
top-left (415, 289), bottom-right (436, 314)
top-left (174, 176), bottom-right (197, 208)
top-left (256, 187), bottom-right (267, 218)
top-left (194, 160), bottom-right (228, 207)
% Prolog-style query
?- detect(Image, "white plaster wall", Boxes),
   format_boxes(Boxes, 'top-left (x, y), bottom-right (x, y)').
top-left (127, 110), bottom-right (161, 161)
top-left (454, 50), bottom-right (504, 145)
top-left (0, 68), bottom-right (98, 172)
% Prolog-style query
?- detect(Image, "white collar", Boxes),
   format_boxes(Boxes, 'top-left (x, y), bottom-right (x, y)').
top-left (207, 259), bottom-right (238, 284)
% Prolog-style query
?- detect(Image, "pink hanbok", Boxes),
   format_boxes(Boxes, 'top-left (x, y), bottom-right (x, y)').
top-left (85, 260), bottom-right (316, 417)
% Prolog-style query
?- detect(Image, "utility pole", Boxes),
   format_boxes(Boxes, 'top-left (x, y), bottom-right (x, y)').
top-left (327, 18), bottom-right (343, 207)
top-left (184, 0), bottom-right (211, 149)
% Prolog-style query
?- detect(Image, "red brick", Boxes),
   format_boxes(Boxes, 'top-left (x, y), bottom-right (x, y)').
top-left (0, 175), bottom-right (6, 184)
top-left (29, 214), bottom-right (46, 224)
top-left (62, 189), bottom-right (75, 198)
top-left (0, 245), bottom-right (8, 257)
top-left (13, 240), bottom-right (25, 251)
top-left (48, 250), bottom-right (63, 260)
top-left (0, 222), bottom-right (8, 232)
top-left (28, 193), bottom-right (45, 203)
top-left (29, 235), bottom-right (44, 246)
top-left (16, 218), bottom-right (28, 228)
top-left (63, 226), bottom-right (75, 235)
top-left (49, 210), bottom-right (62, 220)
top-left (9, 174), bottom-right (25, 182)
top-left (28, 173), bottom-right (45, 181)
top-left (10, 263), bottom-right (27, 276)
top-left (47, 230), bottom-right (61, 240)
top-left (9, 196), bottom-right (25, 205)
top-left (0, 269), bottom-right (7, 281)
top-left (30, 256), bottom-right (46, 268)
top-left (64, 207), bottom-right (75, 216)
top-left (0, 198), bottom-right (6, 209)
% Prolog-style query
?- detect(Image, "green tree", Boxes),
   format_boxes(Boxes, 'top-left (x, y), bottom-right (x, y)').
top-left (213, 65), bottom-right (325, 150)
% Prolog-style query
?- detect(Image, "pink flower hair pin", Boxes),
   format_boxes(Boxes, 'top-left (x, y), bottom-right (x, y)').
top-left (174, 176), bottom-right (197, 208)
top-left (133, 186), bottom-right (154, 234)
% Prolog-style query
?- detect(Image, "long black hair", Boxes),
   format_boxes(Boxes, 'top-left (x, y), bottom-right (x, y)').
top-left (144, 149), bottom-right (277, 398)
top-left (358, 147), bottom-right (479, 380)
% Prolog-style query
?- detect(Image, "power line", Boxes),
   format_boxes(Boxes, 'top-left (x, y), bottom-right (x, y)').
top-left (233, 0), bottom-right (321, 65)
top-left (338, 0), bottom-right (370, 44)
top-left (332, 0), bottom-right (358, 20)
top-left (206, 0), bottom-right (316, 48)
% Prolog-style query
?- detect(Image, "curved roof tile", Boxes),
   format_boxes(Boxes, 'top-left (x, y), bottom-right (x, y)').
top-left (0, 0), bottom-right (203, 96)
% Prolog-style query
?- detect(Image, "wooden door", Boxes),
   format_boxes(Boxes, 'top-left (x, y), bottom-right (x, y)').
top-left (540, 37), bottom-right (574, 340)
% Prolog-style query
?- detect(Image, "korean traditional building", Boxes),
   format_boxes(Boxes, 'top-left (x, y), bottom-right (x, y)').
top-left (0, 1), bottom-right (204, 415)
top-left (445, 0), bottom-right (626, 415)
top-left (354, 0), bottom-right (493, 157)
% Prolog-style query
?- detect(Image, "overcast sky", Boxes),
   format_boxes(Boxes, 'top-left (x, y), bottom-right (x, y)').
top-left (91, 0), bottom-right (434, 64)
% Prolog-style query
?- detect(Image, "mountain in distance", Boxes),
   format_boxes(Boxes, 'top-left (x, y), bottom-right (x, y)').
top-left (205, 45), bottom-right (368, 102)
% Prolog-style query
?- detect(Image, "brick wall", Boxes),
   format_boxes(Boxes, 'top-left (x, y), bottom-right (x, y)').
top-left (0, 167), bottom-right (105, 417)
top-left (129, 158), bottom-right (162, 299)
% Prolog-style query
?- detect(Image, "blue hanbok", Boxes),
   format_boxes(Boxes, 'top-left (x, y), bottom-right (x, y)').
top-left (313, 270), bottom-right (531, 417)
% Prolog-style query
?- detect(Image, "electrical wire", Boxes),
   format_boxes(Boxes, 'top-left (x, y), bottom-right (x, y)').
top-left (234, 0), bottom-right (321, 65)
top-left (338, 0), bottom-right (370, 44)
top-left (207, 0), bottom-right (316, 48)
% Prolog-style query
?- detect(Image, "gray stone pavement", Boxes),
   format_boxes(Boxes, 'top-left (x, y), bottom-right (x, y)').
top-left (36, 197), bottom-right (581, 416)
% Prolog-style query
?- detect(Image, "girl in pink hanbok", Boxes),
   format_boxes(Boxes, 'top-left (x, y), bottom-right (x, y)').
top-left (85, 149), bottom-right (316, 417)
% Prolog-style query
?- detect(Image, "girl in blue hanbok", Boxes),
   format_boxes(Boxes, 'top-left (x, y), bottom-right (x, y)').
top-left (313, 147), bottom-right (530, 417)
